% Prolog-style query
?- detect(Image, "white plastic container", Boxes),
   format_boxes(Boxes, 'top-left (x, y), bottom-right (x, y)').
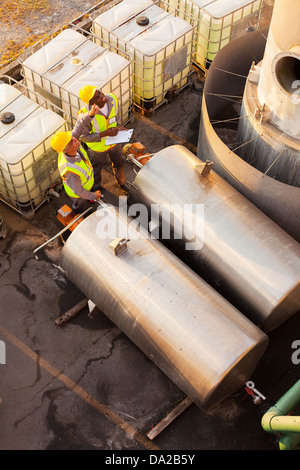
top-left (19, 27), bottom-right (133, 125)
top-left (165, 0), bottom-right (263, 71)
top-left (91, 0), bottom-right (194, 113)
top-left (0, 79), bottom-right (68, 215)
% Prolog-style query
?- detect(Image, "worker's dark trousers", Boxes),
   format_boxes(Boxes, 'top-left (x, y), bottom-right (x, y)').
top-left (87, 143), bottom-right (126, 189)
top-left (70, 196), bottom-right (92, 215)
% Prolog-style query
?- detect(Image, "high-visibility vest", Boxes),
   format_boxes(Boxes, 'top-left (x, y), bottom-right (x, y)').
top-left (58, 147), bottom-right (94, 199)
top-left (79, 93), bottom-right (118, 153)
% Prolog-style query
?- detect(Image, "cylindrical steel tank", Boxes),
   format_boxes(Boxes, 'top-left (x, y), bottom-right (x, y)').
top-left (59, 205), bottom-right (268, 410)
top-left (128, 145), bottom-right (300, 332)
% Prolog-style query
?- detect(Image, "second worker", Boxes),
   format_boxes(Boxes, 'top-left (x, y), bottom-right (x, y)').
top-left (72, 85), bottom-right (128, 193)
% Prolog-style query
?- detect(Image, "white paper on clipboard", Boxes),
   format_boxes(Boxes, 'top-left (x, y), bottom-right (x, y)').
top-left (105, 129), bottom-right (133, 145)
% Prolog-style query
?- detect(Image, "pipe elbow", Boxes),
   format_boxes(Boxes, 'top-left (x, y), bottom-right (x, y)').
top-left (261, 410), bottom-right (278, 433)
top-left (262, 409), bottom-right (300, 434)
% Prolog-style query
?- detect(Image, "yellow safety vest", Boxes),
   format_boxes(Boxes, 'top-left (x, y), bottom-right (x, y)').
top-left (58, 147), bottom-right (94, 199)
top-left (79, 93), bottom-right (118, 153)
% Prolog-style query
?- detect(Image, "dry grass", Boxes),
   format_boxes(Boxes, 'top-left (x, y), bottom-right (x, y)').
top-left (0, 0), bottom-right (274, 68)
top-left (0, 0), bottom-right (50, 65)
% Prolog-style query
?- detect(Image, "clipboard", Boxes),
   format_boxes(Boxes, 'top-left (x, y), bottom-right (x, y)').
top-left (105, 129), bottom-right (133, 145)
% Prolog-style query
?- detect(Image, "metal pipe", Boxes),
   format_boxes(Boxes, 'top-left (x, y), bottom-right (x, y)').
top-left (59, 205), bottom-right (268, 410)
top-left (126, 154), bottom-right (143, 168)
top-left (33, 206), bottom-right (93, 257)
top-left (264, 415), bottom-right (300, 434)
top-left (261, 379), bottom-right (300, 450)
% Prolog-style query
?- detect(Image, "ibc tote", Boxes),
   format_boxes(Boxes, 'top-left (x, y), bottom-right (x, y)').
top-left (0, 77), bottom-right (68, 216)
top-left (164, 0), bottom-right (263, 72)
top-left (59, 204), bottom-right (268, 410)
top-left (90, 0), bottom-right (194, 113)
top-left (19, 26), bottom-right (133, 125)
top-left (127, 145), bottom-right (300, 332)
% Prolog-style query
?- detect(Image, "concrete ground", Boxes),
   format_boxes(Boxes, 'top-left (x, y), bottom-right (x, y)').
top-left (0, 0), bottom-right (299, 456)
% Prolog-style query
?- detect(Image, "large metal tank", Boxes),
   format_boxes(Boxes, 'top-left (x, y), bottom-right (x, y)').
top-left (127, 145), bottom-right (300, 332)
top-left (90, 0), bottom-right (194, 114)
top-left (59, 205), bottom-right (268, 410)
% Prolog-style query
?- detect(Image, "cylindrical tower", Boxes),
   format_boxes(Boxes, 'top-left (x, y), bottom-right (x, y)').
top-left (237, 0), bottom-right (300, 186)
top-left (197, 7), bottom-right (300, 241)
top-left (258, 0), bottom-right (300, 136)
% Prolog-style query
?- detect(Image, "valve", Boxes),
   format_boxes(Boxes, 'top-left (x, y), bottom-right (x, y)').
top-left (244, 381), bottom-right (266, 405)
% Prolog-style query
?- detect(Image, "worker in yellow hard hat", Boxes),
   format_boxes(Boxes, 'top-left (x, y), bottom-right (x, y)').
top-left (51, 131), bottom-right (102, 214)
top-left (79, 85), bottom-right (97, 105)
top-left (72, 85), bottom-right (129, 193)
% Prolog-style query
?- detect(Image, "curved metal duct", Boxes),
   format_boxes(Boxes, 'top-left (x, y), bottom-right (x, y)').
top-left (197, 23), bottom-right (300, 241)
top-left (128, 145), bottom-right (300, 332)
top-left (59, 205), bottom-right (268, 410)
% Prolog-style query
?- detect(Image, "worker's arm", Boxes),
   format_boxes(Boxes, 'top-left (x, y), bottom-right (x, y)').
top-left (65, 173), bottom-right (101, 200)
top-left (72, 112), bottom-right (96, 141)
top-left (72, 105), bottom-right (119, 143)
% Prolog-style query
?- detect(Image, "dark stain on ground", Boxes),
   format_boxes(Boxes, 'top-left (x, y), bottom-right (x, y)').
top-left (43, 388), bottom-right (97, 450)
top-left (16, 257), bottom-right (36, 301)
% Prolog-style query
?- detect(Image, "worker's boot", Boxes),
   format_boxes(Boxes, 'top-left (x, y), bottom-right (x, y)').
top-left (113, 165), bottom-right (128, 193)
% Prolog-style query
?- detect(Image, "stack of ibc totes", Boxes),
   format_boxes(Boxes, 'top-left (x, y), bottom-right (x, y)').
top-left (0, 77), bottom-right (68, 216)
top-left (18, 26), bottom-right (133, 126)
top-left (164, 0), bottom-right (263, 72)
top-left (91, 0), bottom-right (195, 113)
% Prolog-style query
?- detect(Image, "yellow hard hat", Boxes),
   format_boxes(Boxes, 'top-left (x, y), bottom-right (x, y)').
top-left (50, 131), bottom-right (72, 153)
top-left (79, 85), bottom-right (97, 104)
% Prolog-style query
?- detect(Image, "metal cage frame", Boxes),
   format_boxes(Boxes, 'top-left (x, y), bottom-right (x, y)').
top-left (18, 23), bottom-right (134, 127)
top-left (0, 75), bottom-right (69, 217)
top-left (90, 0), bottom-right (197, 115)
top-left (162, 0), bottom-right (264, 73)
